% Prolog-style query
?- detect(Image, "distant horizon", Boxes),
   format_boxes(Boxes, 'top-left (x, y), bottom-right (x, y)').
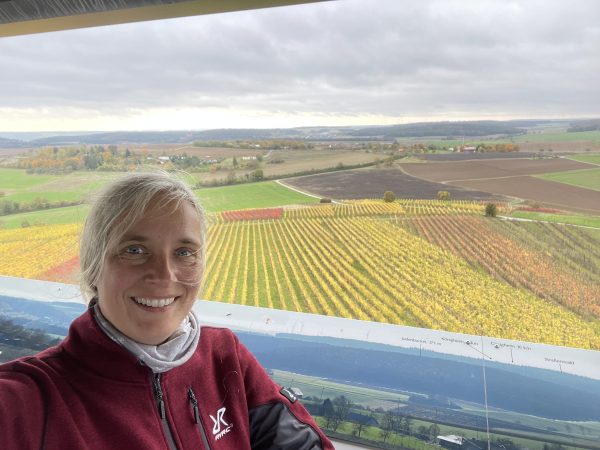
top-left (3, 1), bottom-right (600, 134)
top-left (1, 116), bottom-right (598, 140)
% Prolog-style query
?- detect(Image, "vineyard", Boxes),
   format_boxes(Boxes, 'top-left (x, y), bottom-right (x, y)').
top-left (1, 199), bottom-right (599, 349)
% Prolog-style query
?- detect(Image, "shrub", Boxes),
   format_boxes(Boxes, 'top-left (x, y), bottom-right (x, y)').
top-left (251, 169), bottom-right (264, 181)
top-left (21, 220), bottom-right (31, 228)
top-left (437, 190), bottom-right (451, 200)
top-left (485, 203), bottom-right (498, 217)
top-left (320, 198), bottom-right (332, 203)
top-left (383, 191), bottom-right (396, 203)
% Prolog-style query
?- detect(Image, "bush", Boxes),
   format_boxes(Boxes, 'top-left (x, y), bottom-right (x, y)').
top-left (21, 220), bottom-right (30, 228)
top-left (251, 169), bottom-right (264, 181)
top-left (485, 203), bottom-right (498, 217)
top-left (320, 198), bottom-right (332, 203)
top-left (383, 191), bottom-right (396, 203)
top-left (437, 190), bottom-right (451, 200)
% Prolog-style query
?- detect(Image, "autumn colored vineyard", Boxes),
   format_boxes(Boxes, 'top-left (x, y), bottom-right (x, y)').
top-left (1, 199), bottom-right (599, 349)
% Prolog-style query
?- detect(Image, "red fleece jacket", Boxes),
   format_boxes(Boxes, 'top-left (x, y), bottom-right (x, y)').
top-left (0, 308), bottom-right (334, 450)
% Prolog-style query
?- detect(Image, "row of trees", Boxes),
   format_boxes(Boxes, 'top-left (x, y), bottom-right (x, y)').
top-left (314, 396), bottom-right (530, 449)
top-left (0, 197), bottom-right (81, 216)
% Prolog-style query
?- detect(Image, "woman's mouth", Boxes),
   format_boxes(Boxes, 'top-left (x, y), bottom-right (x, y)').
top-left (132, 297), bottom-right (176, 308)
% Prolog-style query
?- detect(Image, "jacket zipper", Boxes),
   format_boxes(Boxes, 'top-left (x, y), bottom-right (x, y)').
top-left (152, 373), bottom-right (179, 450)
top-left (188, 387), bottom-right (212, 450)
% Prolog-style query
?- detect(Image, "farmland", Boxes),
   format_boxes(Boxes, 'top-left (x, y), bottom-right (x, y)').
top-left (536, 167), bottom-right (600, 191)
top-left (1, 155), bottom-right (600, 349)
top-left (398, 158), bottom-right (600, 214)
top-left (195, 181), bottom-right (318, 212)
top-left (283, 168), bottom-right (507, 202)
top-left (3, 200), bottom-right (599, 349)
top-left (0, 168), bottom-right (118, 203)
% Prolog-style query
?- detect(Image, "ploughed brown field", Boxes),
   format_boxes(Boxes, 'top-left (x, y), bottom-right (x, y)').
top-left (284, 167), bottom-right (506, 201)
top-left (450, 176), bottom-right (600, 214)
top-left (398, 158), bottom-right (593, 182)
top-left (399, 157), bottom-right (600, 213)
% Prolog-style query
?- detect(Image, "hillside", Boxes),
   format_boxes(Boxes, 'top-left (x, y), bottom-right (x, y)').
top-left (0, 119), bottom-right (584, 147)
top-left (1, 200), bottom-right (599, 349)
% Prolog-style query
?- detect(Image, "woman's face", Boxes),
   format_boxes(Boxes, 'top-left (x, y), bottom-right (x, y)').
top-left (96, 201), bottom-right (204, 345)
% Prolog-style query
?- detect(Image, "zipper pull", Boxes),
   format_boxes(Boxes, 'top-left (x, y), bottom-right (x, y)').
top-left (187, 388), bottom-right (200, 424)
top-left (153, 374), bottom-right (166, 420)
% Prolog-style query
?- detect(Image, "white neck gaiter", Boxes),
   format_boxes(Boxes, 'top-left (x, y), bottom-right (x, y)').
top-left (93, 302), bottom-right (200, 373)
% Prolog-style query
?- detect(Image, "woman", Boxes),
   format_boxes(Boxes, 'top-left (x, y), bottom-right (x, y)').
top-left (0, 172), bottom-right (334, 450)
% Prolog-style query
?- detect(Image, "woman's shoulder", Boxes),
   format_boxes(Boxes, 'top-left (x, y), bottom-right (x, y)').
top-left (198, 326), bottom-right (238, 346)
top-left (0, 345), bottom-right (64, 383)
top-left (0, 355), bottom-right (49, 408)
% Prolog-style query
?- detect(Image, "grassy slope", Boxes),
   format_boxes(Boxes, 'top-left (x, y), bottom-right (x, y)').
top-left (194, 181), bottom-right (318, 212)
top-left (513, 130), bottom-right (600, 143)
top-left (0, 205), bottom-right (89, 229)
top-left (0, 168), bottom-right (56, 189)
top-left (508, 211), bottom-right (600, 228)
top-left (534, 167), bottom-right (600, 191)
top-left (0, 169), bottom-right (118, 202)
top-left (568, 153), bottom-right (600, 164)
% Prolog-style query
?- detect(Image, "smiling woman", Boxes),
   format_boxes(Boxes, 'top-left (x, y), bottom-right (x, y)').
top-left (80, 172), bottom-right (207, 345)
top-left (0, 171), bottom-right (334, 450)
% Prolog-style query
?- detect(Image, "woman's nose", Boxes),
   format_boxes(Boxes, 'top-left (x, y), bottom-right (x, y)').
top-left (146, 254), bottom-right (178, 282)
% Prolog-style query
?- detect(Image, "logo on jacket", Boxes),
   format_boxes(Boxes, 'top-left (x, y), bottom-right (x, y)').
top-left (210, 407), bottom-right (233, 440)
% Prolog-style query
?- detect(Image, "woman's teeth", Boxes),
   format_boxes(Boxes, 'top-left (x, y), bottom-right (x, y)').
top-left (134, 297), bottom-right (176, 308)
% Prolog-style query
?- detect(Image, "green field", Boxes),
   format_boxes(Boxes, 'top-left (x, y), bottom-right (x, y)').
top-left (0, 168), bottom-right (56, 189)
top-left (513, 130), bottom-right (600, 143)
top-left (535, 167), bottom-right (600, 191)
top-left (0, 205), bottom-right (89, 229)
top-left (0, 170), bottom-right (319, 228)
top-left (569, 154), bottom-right (600, 165)
top-left (508, 210), bottom-right (600, 228)
top-left (194, 181), bottom-right (318, 212)
top-left (0, 169), bottom-right (118, 202)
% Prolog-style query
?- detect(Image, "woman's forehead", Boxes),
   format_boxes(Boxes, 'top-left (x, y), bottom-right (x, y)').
top-left (122, 201), bottom-right (203, 238)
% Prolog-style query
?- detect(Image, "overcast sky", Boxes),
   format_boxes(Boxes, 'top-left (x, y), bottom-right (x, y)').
top-left (1, 0), bottom-right (599, 132)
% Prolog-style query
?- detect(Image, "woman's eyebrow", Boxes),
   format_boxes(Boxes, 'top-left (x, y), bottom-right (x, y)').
top-left (120, 235), bottom-right (148, 242)
top-left (179, 238), bottom-right (202, 246)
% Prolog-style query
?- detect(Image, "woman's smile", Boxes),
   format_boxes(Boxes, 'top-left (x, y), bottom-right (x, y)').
top-left (96, 200), bottom-right (204, 345)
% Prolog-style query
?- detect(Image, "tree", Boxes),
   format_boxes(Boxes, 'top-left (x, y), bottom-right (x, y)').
top-left (380, 410), bottom-right (397, 443)
top-left (428, 423), bottom-right (440, 442)
top-left (485, 203), bottom-right (497, 217)
top-left (383, 191), bottom-right (396, 202)
top-left (226, 171), bottom-right (237, 185)
top-left (330, 395), bottom-right (352, 431)
top-left (321, 398), bottom-right (336, 429)
top-left (352, 411), bottom-right (374, 439)
top-left (232, 156), bottom-right (238, 168)
top-left (397, 416), bottom-right (412, 435)
top-left (251, 169), bottom-right (264, 181)
top-left (437, 190), bottom-right (450, 200)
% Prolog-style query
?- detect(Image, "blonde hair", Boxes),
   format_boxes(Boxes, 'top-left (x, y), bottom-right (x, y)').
top-left (79, 171), bottom-right (206, 302)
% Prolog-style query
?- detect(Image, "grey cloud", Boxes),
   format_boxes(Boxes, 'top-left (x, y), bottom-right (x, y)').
top-left (0, 0), bottom-right (599, 122)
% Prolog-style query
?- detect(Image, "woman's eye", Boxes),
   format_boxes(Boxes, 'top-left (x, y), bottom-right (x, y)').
top-left (175, 248), bottom-right (196, 258)
top-left (119, 245), bottom-right (148, 258)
